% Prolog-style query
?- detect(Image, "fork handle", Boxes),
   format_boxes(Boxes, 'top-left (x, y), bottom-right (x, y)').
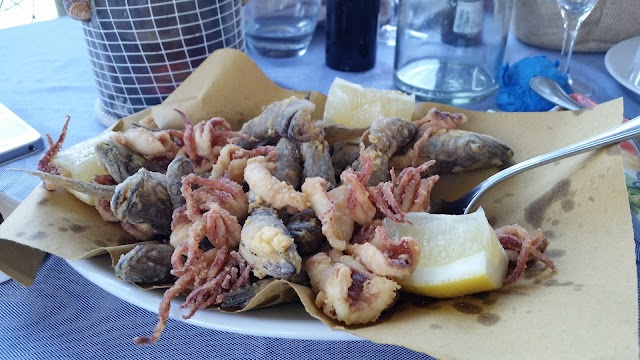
top-left (464, 113), bottom-right (640, 213)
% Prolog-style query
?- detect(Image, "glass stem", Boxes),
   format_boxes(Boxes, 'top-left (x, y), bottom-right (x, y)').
top-left (558, 11), bottom-right (586, 76)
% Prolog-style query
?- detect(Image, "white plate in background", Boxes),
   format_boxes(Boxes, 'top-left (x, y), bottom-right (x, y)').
top-left (0, 191), bottom-right (21, 283)
top-left (605, 35), bottom-right (640, 96)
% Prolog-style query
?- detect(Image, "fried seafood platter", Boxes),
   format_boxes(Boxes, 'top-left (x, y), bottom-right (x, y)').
top-left (0, 51), bottom-right (636, 359)
top-left (27, 93), bottom-right (549, 343)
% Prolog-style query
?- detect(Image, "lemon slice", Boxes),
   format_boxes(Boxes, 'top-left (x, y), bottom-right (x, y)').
top-left (51, 131), bottom-right (116, 205)
top-left (322, 77), bottom-right (415, 128)
top-left (382, 208), bottom-right (508, 298)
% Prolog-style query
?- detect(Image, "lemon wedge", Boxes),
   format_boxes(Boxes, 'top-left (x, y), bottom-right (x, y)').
top-left (322, 77), bottom-right (415, 128)
top-left (382, 208), bottom-right (508, 298)
top-left (51, 131), bottom-right (116, 205)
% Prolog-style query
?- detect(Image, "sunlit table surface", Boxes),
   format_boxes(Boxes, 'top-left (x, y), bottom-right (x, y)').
top-left (0, 16), bottom-right (639, 360)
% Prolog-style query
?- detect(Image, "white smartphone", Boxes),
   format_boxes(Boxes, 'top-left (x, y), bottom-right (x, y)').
top-left (0, 102), bottom-right (44, 164)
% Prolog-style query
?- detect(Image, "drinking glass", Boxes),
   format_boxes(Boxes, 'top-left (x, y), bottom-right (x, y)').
top-left (243, 0), bottom-right (322, 58)
top-left (378, 0), bottom-right (398, 46)
top-left (556, 0), bottom-right (599, 96)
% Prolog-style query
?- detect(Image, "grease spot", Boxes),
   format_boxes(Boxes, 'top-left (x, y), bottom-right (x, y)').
top-left (47, 223), bottom-right (54, 227)
top-left (560, 198), bottom-right (575, 212)
top-left (542, 279), bottom-right (573, 287)
top-left (573, 287), bottom-right (583, 291)
top-left (452, 302), bottom-right (483, 315)
top-left (495, 289), bottom-right (528, 296)
top-left (69, 224), bottom-right (90, 233)
top-left (551, 219), bottom-right (560, 226)
top-left (588, 196), bottom-right (595, 202)
top-left (16, 231), bottom-right (26, 238)
top-left (545, 249), bottom-right (566, 258)
top-left (477, 313), bottom-right (500, 326)
top-left (29, 231), bottom-right (48, 240)
top-left (57, 227), bottom-right (69, 232)
top-left (526, 310), bottom-right (532, 314)
top-left (470, 292), bottom-right (491, 301)
top-left (493, 193), bottom-right (514, 204)
top-left (37, 198), bottom-right (50, 206)
top-left (543, 230), bottom-right (556, 239)
top-left (482, 298), bottom-right (497, 305)
top-left (429, 324), bottom-right (442, 329)
top-left (413, 297), bottom-right (442, 310)
top-left (524, 262), bottom-right (547, 278)
top-left (524, 179), bottom-right (572, 228)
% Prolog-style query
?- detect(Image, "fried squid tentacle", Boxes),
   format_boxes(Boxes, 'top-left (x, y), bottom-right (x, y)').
top-left (495, 224), bottom-right (556, 285)
top-left (37, 116), bottom-right (71, 179)
top-left (134, 248), bottom-right (251, 345)
top-left (347, 226), bottom-right (420, 281)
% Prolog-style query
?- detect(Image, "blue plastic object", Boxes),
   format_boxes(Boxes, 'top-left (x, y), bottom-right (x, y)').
top-left (496, 55), bottom-right (573, 112)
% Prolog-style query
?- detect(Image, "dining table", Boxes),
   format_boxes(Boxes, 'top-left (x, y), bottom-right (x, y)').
top-left (1, 15), bottom-right (640, 360)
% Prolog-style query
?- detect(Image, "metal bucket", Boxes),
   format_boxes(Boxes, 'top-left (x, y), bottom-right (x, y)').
top-left (80, 0), bottom-right (245, 124)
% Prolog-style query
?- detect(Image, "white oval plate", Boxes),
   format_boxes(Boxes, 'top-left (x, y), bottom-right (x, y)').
top-left (604, 35), bottom-right (640, 96)
top-left (66, 256), bottom-right (361, 340)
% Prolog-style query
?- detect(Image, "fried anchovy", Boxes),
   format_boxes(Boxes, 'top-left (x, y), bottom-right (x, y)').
top-left (301, 140), bottom-right (337, 189)
top-left (15, 169), bottom-right (115, 200)
top-left (114, 243), bottom-right (176, 285)
top-left (239, 207), bottom-right (302, 279)
top-left (165, 155), bottom-right (194, 209)
top-left (367, 117), bottom-right (417, 156)
top-left (111, 168), bottom-right (173, 236)
top-left (286, 208), bottom-right (324, 256)
top-left (390, 129), bottom-right (514, 174)
top-left (95, 140), bottom-right (166, 183)
top-left (238, 97), bottom-right (318, 148)
top-left (272, 138), bottom-right (302, 188)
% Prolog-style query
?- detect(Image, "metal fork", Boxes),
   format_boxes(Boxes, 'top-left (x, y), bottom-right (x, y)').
top-left (437, 114), bottom-right (640, 215)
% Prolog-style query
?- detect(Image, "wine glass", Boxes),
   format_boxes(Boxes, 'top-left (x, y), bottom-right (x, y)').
top-left (556, 0), bottom-right (599, 96)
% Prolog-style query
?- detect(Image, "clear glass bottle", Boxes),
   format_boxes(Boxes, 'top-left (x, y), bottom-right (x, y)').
top-left (393, 0), bottom-right (513, 104)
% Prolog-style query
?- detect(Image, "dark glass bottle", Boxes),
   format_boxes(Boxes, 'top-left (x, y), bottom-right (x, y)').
top-left (441, 0), bottom-right (484, 47)
top-left (325, 0), bottom-right (380, 72)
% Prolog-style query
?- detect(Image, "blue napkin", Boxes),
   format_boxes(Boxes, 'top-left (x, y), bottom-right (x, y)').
top-left (496, 55), bottom-right (572, 112)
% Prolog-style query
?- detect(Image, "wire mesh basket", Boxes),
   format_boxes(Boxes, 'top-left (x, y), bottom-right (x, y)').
top-left (80, 0), bottom-right (245, 125)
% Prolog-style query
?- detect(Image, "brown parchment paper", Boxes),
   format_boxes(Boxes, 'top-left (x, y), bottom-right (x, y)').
top-left (0, 48), bottom-right (637, 359)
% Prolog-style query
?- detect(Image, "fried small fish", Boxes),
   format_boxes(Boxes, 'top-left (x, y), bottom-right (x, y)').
top-left (239, 207), bottom-right (302, 279)
top-left (114, 243), bottom-right (176, 285)
top-left (390, 129), bottom-right (514, 173)
top-left (95, 140), bottom-right (166, 184)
